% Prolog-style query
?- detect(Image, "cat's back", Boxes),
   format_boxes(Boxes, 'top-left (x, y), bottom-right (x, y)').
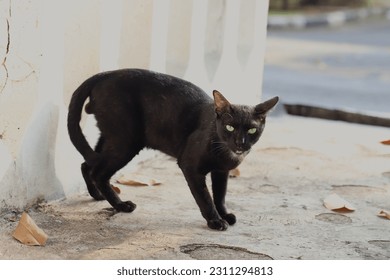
top-left (105, 69), bottom-right (210, 103)
top-left (91, 68), bottom-right (213, 121)
top-left (91, 69), bottom-right (214, 157)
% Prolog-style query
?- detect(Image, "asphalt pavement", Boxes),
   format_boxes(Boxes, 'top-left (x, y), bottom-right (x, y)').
top-left (263, 16), bottom-right (390, 118)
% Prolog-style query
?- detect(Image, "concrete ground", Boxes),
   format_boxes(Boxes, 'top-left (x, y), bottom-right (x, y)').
top-left (1, 114), bottom-right (389, 260)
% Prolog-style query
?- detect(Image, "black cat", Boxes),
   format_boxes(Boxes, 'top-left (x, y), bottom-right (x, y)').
top-left (67, 69), bottom-right (278, 230)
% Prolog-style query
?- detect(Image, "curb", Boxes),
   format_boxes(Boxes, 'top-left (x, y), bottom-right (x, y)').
top-left (268, 7), bottom-right (390, 29)
top-left (283, 103), bottom-right (390, 128)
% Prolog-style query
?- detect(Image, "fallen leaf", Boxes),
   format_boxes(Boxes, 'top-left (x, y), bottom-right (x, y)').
top-left (117, 174), bottom-right (162, 187)
top-left (380, 139), bottom-right (390, 145)
top-left (378, 210), bottom-right (390, 220)
top-left (229, 168), bottom-right (240, 178)
top-left (12, 212), bottom-right (48, 246)
top-left (111, 185), bottom-right (121, 194)
top-left (323, 193), bottom-right (356, 212)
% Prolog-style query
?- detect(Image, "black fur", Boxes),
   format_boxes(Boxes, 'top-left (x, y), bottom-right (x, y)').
top-left (67, 68), bottom-right (278, 230)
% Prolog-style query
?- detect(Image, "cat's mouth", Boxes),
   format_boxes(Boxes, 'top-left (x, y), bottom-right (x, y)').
top-left (234, 149), bottom-right (249, 156)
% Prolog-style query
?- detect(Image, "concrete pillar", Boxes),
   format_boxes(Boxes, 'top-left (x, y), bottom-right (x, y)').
top-left (100, 0), bottom-right (123, 72)
top-left (0, 0), bottom-right (41, 159)
top-left (0, 0), bottom-right (13, 185)
top-left (204, 0), bottom-right (225, 82)
top-left (243, 0), bottom-right (270, 103)
top-left (0, 0), bottom-right (44, 208)
top-left (58, 0), bottom-right (103, 197)
top-left (210, 0), bottom-right (270, 105)
top-left (166, 0), bottom-right (192, 77)
top-left (21, 0), bottom-right (66, 202)
top-left (237, 0), bottom-right (256, 67)
top-left (183, 0), bottom-right (211, 93)
top-left (63, 0), bottom-right (101, 103)
top-left (119, 0), bottom-right (153, 69)
top-left (149, 0), bottom-right (170, 73)
top-left (212, 0), bottom-right (245, 104)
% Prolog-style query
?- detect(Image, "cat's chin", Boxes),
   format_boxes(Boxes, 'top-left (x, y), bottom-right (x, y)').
top-left (230, 150), bottom-right (249, 162)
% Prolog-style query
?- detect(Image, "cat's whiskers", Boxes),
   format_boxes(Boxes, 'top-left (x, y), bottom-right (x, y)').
top-left (210, 140), bottom-right (230, 157)
top-left (210, 142), bottom-right (245, 168)
top-left (211, 145), bottom-right (227, 156)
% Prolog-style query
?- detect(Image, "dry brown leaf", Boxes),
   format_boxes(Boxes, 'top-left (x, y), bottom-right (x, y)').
top-left (111, 185), bottom-right (121, 194)
top-left (117, 174), bottom-right (162, 187)
top-left (378, 210), bottom-right (390, 220)
top-left (229, 168), bottom-right (240, 178)
top-left (380, 139), bottom-right (390, 145)
top-left (12, 212), bottom-right (48, 246)
top-left (323, 193), bottom-right (356, 212)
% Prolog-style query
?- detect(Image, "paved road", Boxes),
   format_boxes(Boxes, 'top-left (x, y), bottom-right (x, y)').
top-left (263, 17), bottom-right (390, 117)
top-left (268, 17), bottom-right (390, 47)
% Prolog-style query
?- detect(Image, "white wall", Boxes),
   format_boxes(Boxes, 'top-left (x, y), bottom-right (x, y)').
top-left (0, 0), bottom-right (270, 209)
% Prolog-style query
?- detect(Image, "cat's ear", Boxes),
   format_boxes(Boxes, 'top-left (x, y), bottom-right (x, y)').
top-left (255, 96), bottom-right (279, 115)
top-left (213, 90), bottom-right (231, 115)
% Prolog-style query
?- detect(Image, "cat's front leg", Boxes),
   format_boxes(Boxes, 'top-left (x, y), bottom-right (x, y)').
top-left (211, 170), bottom-right (236, 225)
top-left (180, 168), bottom-right (228, 231)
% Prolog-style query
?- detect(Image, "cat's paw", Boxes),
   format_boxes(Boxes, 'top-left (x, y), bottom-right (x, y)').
top-left (207, 219), bottom-right (228, 231)
top-left (115, 201), bottom-right (137, 212)
top-left (223, 213), bottom-right (236, 225)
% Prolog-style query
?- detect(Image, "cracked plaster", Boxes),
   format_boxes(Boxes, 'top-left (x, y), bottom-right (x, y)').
top-left (0, 0), bottom-right (10, 94)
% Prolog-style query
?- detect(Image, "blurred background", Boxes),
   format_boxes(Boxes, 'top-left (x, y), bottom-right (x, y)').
top-left (264, 0), bottom-right (390, 125)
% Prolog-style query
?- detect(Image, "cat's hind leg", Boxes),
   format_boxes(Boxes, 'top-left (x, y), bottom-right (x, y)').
top-left (82, 162), bottom-right (105, 200)
top-left (89, 138), bottom-right (142, 212)
top-left (81, 136), bottom-right (105, 201)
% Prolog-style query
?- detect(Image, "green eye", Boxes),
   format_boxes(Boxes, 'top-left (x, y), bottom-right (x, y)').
top-left (248, 128), bottom-right (257, 134)
top-left (225, 125), bottom-right (235, 132)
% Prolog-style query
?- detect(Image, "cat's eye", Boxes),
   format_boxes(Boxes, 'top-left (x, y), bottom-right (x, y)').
top-left (248, 128), bottom-right (257, 134)
top-left (225, 125), bottom-right (235, 132)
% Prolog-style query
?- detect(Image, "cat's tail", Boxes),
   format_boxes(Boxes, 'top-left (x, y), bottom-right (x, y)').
top-left (67, 74), bottom-right (102, 166)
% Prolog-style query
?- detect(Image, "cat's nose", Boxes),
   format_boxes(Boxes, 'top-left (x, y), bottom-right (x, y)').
top-left (235, 136), bottom-right (246, 147)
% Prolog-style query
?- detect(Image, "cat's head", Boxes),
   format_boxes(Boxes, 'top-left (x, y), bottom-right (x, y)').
top-left (213, 90), bottom-right (279, 157)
